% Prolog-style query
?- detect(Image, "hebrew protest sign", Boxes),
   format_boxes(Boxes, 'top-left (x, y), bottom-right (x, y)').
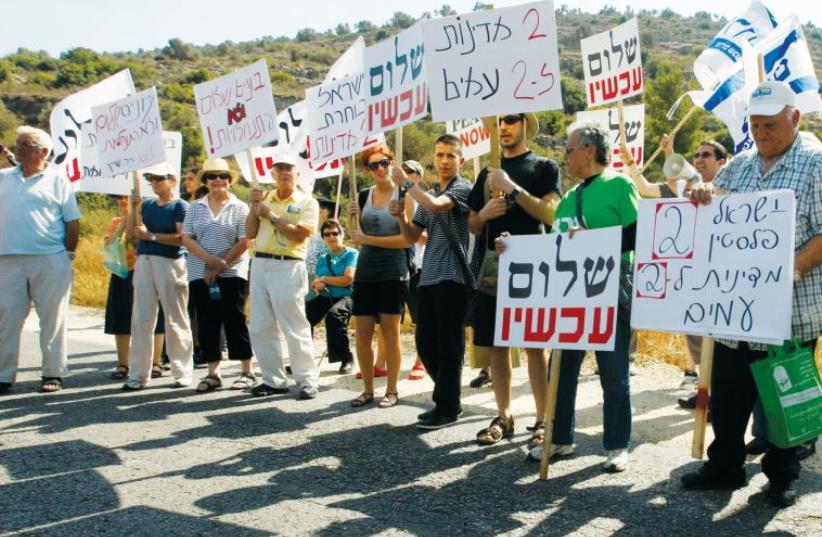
top-left (631, 190), bottom-right (795, 344)
top-left (363, 24), bottom-right (428, 134)
top-left (79, 130), bottom-right (182, 197)
top-left (89, 87), bottom-right (165, 176)
top-left (494, 227), bottom-right (621, 351)
top-left (575, 103), bottom-right (644, 169)
top-left (306, 72), bottom-right (370, 165)
top-left (446, 118), bottom-right (490, 161)
top-left (194, 59), bottom-right (278, 158)
top-left (49, 69), bottom-right (135, 184)
top-left (581, 17), bottom-right (643, 107)
top-left (423, 0), bottom-right (563, 122)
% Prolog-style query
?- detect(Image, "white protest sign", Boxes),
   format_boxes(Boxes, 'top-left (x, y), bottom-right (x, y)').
top-left (423, 0), bottom-right (563, 122)
top-left (446, 118), bottom-right (490, 161)
top-left (495, 228), bottom-right (622, 351)
top-left (194, 59), bottom-right (278, 158)
top-left (575, 103), bottom-right (644, 169)
top-left (631, 191), bottom-right (795, 344)
top-left (307, 72), bottom-right (369, 164)
top-left (364, 23), bottom-right (428, 134)
top-left (581, 17), bottom-right (643, 107)
top-left (90, 87), bottom-right (165, 176)
top-left (49, 69), bottom-right (135, 184)
top-left (79, 130), bottom-right (182, 197)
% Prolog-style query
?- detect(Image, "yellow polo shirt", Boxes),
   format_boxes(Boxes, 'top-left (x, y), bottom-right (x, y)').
top-left (255, 187), bottom-right (319, 260)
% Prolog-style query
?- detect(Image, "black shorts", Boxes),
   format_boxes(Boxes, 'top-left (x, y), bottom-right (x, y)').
top-left (351, 280), bottom-right (407, 317)
top-left (471, 292), bottom-right (497, 347)
top-left (104, 272), bottom-right (165, 335)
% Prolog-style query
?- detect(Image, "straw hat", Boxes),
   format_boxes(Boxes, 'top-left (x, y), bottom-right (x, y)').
top-left (197, 158), bottom-right (239, 184)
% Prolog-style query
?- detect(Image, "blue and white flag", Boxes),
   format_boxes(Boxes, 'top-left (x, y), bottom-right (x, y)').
top-left (693, 1), bottom-right (778, 90)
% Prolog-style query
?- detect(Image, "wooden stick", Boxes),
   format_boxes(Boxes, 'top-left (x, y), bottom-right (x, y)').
top-left (245, 149), bottom-right (258, 188)
top-left (640, 106), bottom-right (699, 173)
top-left (334, 165), bottom-right (344, 220)
top-left (395, 127), bottom-right (403, 164)
top-left (617, 99), bottom-right (628, 163)
top-left (131, 170), bottom-right (142, 226)
top-left (539, 348), bottom-right (563, 480)
top-left (691, 337), bottom-right (715, 459)
top-left (348, 157), bottom-right (359, 233)
top-left (472, 156), bottom-right (480, 182)
top-left (757, 54), bottom-right (765, 84)
top-left (481, 116), bottom-right (501, 196)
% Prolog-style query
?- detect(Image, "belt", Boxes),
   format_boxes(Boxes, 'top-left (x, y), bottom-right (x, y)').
top-left (255, 252), bottom-right (302, 261)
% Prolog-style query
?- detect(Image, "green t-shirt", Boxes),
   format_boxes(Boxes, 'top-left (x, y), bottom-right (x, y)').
top-left (553, 169), bottom-right (639, 262)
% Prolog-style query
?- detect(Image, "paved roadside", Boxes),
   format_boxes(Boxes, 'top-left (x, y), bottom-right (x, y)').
top-left (0, 306), bottom-right (819, 536)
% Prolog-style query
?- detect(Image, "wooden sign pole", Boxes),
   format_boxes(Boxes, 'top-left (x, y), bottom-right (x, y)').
top-left (245, 149), bottom-right (259, 188)
top-left (349, 157), bottom-right (359, 233)
top-left (334, 165), bottom-right (344, 220)
top-left (691, 337), bottom-right (715, 458)
top-left (640, 106), bottom-right (698, 173)
top-left (481, 116), bottom-right (502, 195)
top-left (539, 348), bottom-right (563, 480)
top-left (131, 170), bottom-right (142, 226)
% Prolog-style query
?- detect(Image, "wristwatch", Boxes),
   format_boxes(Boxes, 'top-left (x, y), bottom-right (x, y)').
top-left (402, 179), bottom-right (415, 190)
top-left (269, 214), bottom-right (280, 225)
top-left (150, 233), bottom-right (157, 242)
top-left (67, 251), bottom-right (76, 261)
top-left (507, 186), bottom-right (523, 201)
top-left (794, 269), bottom-right (802, 282)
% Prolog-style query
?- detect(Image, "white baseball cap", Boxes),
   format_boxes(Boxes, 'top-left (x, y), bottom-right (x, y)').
top-left (748, 81), bottom-right (796, 116)
top-left (142, 161), bottom-right (176, 177)
top-left (271, 153), bottom-right (298, 167)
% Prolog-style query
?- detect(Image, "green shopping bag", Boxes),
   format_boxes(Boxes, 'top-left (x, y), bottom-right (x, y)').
top-left (750, 339), bottom-right (822, 449)
top-left (102, 237), bottom-right (129, 279)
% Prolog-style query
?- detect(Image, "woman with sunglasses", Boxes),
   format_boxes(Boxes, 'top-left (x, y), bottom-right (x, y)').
top-left (124, 163), bottom-right (194, 390)
top-left (348, 144), bottom-right (414, 408)
top-left (182, 158), bottom-right (253, 393)
top-left (305, 219), bottom-right (358, 373)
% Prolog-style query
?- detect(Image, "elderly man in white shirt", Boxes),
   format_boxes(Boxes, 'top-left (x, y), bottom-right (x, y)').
top-left (0, 126), bottom-right (81, 394)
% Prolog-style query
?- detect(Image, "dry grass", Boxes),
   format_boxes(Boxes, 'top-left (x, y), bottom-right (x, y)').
top-left (72, 234), bottom-right (109, 308)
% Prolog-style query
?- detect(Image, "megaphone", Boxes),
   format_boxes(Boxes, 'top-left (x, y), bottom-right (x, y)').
top-left (663, 153), bottom-right (701, 198)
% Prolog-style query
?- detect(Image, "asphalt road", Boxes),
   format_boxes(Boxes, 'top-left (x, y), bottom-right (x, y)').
top-left (0, 306), bottom-right (819, 536)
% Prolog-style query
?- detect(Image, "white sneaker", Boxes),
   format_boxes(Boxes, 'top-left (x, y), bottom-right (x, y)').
top-left (527, 443), bottom-right (575, 461)
top-left (680, 372), bottom-right (698, 388)
top-left (603, 449), bottom-right (629, 472)
top-left (174, 378), bottom-right (193, 387)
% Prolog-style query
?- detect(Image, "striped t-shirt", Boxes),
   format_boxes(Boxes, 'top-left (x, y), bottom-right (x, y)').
top-left (412, 176), bottom-right (473, 287)
top-left (182, 193), bottom-right (250, 282)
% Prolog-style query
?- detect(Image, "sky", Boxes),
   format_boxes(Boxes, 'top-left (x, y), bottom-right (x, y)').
top-left (1, 0), bottom-right (819, 57)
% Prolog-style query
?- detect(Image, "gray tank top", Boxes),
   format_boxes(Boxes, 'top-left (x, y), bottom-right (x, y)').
top-left (356, 187), bottom-right (408, 282)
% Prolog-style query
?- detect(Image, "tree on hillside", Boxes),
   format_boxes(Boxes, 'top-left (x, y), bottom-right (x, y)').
top-left (437, 5), bottom-right (457, 16)
top-left (389, 12), bottom-right (415, 29)
top-left (335, 23), bottom-right (351, 36)
top-left (296, 28), bottom-right (318, 42)
top-left (163, 38), bottom-right (199, 60)
top-left (356, 20), bottom-right (376, 33)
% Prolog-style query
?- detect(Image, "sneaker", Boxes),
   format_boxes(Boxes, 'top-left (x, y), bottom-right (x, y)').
top-left (745, 438), bottom-right (769, 456)
top-left (251, 383), bottom-right (290, 397)
top-left (173, 379), bottom-right (192, 388)
top-left (678, 394), bottom-right (698, 409)
top-left (603, 449), bottom-right (629, 472)
top-left (469, 370), bottom-right (492, 388)
top-left (680, 371), bottom-right (699, 388)
top-left (766, 483), bottom-right (797, 508)
top-left (681, 466), bottom-right (746, 490)
top-left (338, 361), bottom-right (353, 374)
top-left (122, 380), bottom-right (144, 391)
top-left (298, 385), bottom-right (319, 400)
top-left (527, 443), bottom-right (575, 461)
top-left (416, 413), bottom-right (459, 430)
top-left (796, 439), bottom-right (816, 461)
top-left (418, 407), bottom-right (463, 421)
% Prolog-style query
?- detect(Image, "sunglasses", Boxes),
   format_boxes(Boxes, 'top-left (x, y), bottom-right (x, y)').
top-left (367, 159), bottom-right (391, 171)
top-left (693, 151), bottom-right (715, 159)
top-left (322, 231), bottom-right (341, 237)
top-left (203, 173), bottom-right (230, 181)
top-left (498, 115), bottom-right (523, 126)
top-left (144, 174), bottom-right (169, 182)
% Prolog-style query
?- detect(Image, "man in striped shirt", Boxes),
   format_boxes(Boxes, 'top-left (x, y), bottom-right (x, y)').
top-left (390, 134), bottom-right (473, 429)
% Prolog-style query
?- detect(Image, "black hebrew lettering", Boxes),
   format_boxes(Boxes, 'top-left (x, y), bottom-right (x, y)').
top-left (610, 30), bottom-right (624, 66)
top-left (583, 256), bottom-right (616, 297)
top-left (625, 36), bottom-right (638, 63)
top-left (555, 234), bottom-right (578, 297)
top-left (588, 53), bottom-right (602, 76)
top-left (508, 262), bottom-right (533, 299)
top-left (538, 261), bottom-right (550, 297)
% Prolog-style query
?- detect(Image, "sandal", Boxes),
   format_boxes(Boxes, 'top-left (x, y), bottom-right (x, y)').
top-left (40, 377), bottom-right (63, 393)
top-left (350, 392), bottom-right (374, 407)
top-left (378, 392), bottom-right (399, 408)
top-left (151, 364), bottom-right (163, 379)
top-left (476, 416), bottom-right (515, 445)
top-left (230, 374), bottom-right (257, 390)
top-left (527, 421), bottom-right (545, 451)
top-left (195, 375), bottom-right (222, 393)
top-left (110, 365), bottom-right (129, 380)
top-left (407, 363), bottom-right (426, 380)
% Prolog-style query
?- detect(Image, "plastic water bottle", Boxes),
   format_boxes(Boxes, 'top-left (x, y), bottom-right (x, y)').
top-left (208, 282), bottom-right (222, 301)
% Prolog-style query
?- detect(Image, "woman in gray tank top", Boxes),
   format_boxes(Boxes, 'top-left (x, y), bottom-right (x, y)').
top-left (347, 144), bottom-right (414, 409)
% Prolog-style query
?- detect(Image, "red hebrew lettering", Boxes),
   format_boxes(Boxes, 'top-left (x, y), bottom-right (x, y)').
top-left (523, 307), bottom-right (557, 343)
top-left (414, 83), bottom-right (427, 116)
top-left (631, 67), bottom-right (643, 91)
top-left (501, 307), bottom-right (512, 341)
top-left (587, 306), bottom-right (615, 344)
top-left (514, 307), bottom-right (523, 323)
top-left (589, 82), bottom-right (597, 104)
top-left (66, 158), bottom-right (81, 182)
top-left (601, 76), bottom-right (619, 101)
top-left (558, 307), bottom-right (585, 343)
top-left (380, 96), bottom-right (399, 128)
top-left (399, 89), bottom-right (413, 121)
top-left (618, 71), bottom-right (630, 95)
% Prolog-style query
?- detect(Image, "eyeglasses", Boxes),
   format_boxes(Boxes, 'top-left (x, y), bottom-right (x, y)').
top-left (366, 159), bottom-right (391, 171)
top-left (203, 173), bottom-right (230, 181)
top-left (14, 141), bottom-right (41, 150)
top-left (322, 231), bottom-right (341, 237)
top-left (565, 145), bottom-right (585, 154)
top-left (144, 174), bottom-right (169, 182)
top-left (693, 151), bottom-right (715, 159)
top-left (499, 115), bottom-right (523, 126)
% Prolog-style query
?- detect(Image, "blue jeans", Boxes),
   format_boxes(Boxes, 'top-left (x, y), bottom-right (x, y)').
top-left (551, 319), bottom-right (631, 450)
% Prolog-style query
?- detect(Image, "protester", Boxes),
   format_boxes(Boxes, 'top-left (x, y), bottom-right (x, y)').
top-left (182, 166), bottom-right (207, 202)
top-left (124, 162), bottom-right (194, 390)
top-left (682, 81), bottom-right (822, 508)
top-left (348, 144), bottom-right (414, 408)
top-left (467, 113), bottom-right (561, 445)
top-left (182, 158), bottom-right (253, 393)
top-left (246, 154), bottom-right (321, 400)
top-left (305, 219), bottom-right (357, 373)
top-left (305, 197), bottom-right (336, 299)
top-left (523, 120), bottom-right (638, 472)
top-left (400, 160), bottom-right (428, 381)
top-left (104, 196), bottom-right (165, 380)
top-left (388, 135), bottom-right (473, 427)
top-left (0, 126), bottom-right (79, 394)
